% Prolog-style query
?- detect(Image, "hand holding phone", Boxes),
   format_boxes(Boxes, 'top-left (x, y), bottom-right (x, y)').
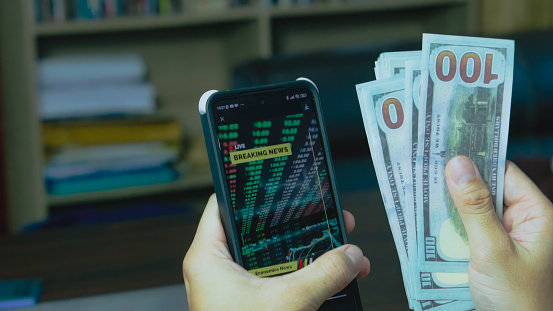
top-left (193, 79), bottom-right (368, 310)
top-left (182, 194), bottom-right (370, 311)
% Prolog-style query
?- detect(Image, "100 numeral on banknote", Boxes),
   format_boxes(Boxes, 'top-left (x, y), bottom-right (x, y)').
top-left (417, 34), bottom-right (514, 272)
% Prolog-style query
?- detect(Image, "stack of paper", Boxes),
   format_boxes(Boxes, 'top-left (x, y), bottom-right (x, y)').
top-left (38, 54), bottom-right (182, 195)
top-left (43, 119), bottom-right (182, 195)
top-left (38, 54), bottom-right (156, 120)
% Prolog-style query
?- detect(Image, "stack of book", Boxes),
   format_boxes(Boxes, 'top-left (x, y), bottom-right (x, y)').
top-left (39, 54), bottom-right (182, 196)
top-left (39, 54), bottom-right (155, 119)
top-left (35, 0), bottom-right (183, 23)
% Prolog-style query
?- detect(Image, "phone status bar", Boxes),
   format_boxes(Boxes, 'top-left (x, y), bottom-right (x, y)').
top-left (216, 103), bottom-right (244, 111)
top-left (286, 93), bottom-right (308, 101)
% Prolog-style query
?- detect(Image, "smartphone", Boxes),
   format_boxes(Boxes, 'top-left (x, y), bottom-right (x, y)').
top-left (199, 78), bottom-right (363, 311)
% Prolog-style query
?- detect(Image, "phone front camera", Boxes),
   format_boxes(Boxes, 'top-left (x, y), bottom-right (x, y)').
top-left (260, 99), bottom-right (265, 104)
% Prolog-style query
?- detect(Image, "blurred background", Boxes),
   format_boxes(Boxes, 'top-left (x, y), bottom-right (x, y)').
top-left (0, 0), bottom-right (552, 310)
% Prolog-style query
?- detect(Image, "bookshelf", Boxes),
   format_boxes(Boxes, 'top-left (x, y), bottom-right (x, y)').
top-left (0, 0), bottom-right (475, 232)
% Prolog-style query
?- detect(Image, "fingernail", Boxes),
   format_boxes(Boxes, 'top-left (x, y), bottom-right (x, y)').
top-left (345, 246), bottom-right (362, 273)
top-left (448, 156), bottom-right (476, 185)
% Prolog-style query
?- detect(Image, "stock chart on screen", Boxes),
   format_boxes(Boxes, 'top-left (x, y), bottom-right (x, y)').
top-left (215, 100), bottom-right (342, 274)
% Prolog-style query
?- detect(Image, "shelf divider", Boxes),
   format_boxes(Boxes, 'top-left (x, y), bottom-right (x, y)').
top-left (0, 0), bottom-right (48, 232)
top-left (47, 167), bottom-right (213, 207)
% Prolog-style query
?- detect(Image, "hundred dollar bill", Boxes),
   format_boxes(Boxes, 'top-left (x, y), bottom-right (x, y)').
top-left (364, 64), bottom-right (472, 305)
top-left (405, 59), bottom-right (422, 295)
top-left (356, 77), bottom-right (414, 306)
top-left (375, 51), bottom-right (422, 80)
top-left (406, 60), bottom-right (471, 301)
top-left (413, 272), bottom-right (470, 300)
top-left (416, 34), bottom-right (514, 272)
top-left (415, 299), bottom-right (474, 311)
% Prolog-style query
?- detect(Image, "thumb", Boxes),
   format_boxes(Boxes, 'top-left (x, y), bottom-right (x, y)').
top-left (279, 245), bottom-right (363, 308)
top-left (445, 156), bottom-right (510, 253)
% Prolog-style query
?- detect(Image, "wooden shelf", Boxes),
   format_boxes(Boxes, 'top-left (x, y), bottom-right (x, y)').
top-left (34, 7), bottom-right (258, 37)
top-left (47, 167), bottom-right (213, 206)
top-left (268, 0), bottom-right (466, 18)
top-left (33, 0), bottom-right (465, 37)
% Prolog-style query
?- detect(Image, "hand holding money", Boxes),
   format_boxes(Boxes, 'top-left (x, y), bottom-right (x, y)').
top-left (446, 157), bottom-right (553, 311)
top-left (357, 34), bottom-right (516, 310)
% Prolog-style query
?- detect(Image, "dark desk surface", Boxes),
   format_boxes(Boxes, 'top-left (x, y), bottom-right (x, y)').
top-left (0, 211), bottom-right (199, 301)
top-left (0, 189), bottom-right (408, 310)
top-left (1, 157), bottom-right (550, 310)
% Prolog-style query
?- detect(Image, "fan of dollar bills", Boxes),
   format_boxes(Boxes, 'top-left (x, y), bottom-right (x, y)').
top-left (356, 34), bottom-right (514, 311)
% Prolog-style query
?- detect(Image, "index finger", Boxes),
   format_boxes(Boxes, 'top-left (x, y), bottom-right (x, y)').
top-left (190, 194), bottom-right (227, 246)
top-left (343, 210), bottom-right (355, 234)
top-left (503, 161), bottom-right (550, 207)
top-left (502, 161), bottom-right (553, 232)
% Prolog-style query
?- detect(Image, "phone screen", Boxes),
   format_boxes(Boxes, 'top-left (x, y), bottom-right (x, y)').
top-left (211, 86), bottom-right (345, 276)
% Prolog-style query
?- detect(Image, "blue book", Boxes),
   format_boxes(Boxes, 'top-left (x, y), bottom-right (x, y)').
top-left (0, 279), bottom-right (41, 310)
top-left (47, 167), bottom-right (178, 195)
top-left (148, 0), bottom-right (159, 15)
top-left (34, 0), bottom-right (41, 22)
top-left (117, 0), bottom-right (125, 16)
top-left (76, 0), bottom-right (104, 19)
